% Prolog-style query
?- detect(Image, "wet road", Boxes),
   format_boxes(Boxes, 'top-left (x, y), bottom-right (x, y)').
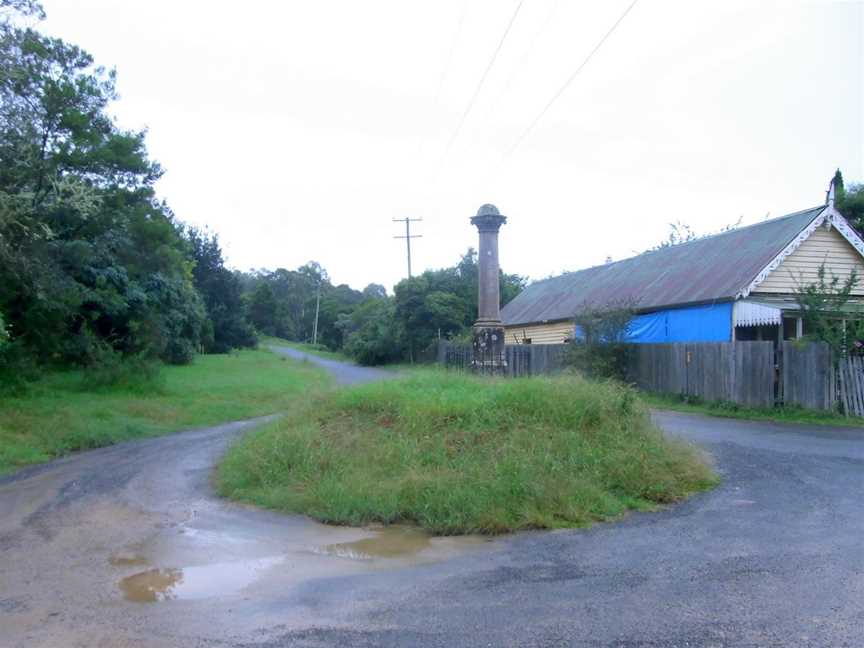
top-left (1, 351), bottom-right (862, 647)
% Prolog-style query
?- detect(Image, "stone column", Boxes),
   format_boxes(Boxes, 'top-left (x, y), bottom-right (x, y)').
top-left (470, 204), bottom-right (507, 371)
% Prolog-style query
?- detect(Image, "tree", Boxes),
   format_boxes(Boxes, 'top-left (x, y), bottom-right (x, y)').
top-left (362, 283), bottom-right (387, 300)
top-left (393, 248), bottom-right (526, 359)
top-left (246, 282), bottom-right (279, 336)
top-left (834, 169), bottom-right (864, 233)
top-left (0, 2), bottom-right (204, 365)
top-left (185, 227), bottom-right (255, 352)
top-left (339, 298), bottom-right (403, 365)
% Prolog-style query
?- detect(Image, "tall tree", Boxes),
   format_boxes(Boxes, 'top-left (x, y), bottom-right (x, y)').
top-left (185, 227), bottom-right (255, 352)
top-left (0, 2), bottom-right (205, 365)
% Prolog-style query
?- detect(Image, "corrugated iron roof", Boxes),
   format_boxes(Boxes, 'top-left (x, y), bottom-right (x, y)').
top-left (501, 205), bottom-right (826, 326)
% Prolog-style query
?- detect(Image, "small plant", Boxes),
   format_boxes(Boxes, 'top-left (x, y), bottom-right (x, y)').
top-left (567, 300), bottom-right (636, 380)
top-left (794, 263), bottom-right (864, 359)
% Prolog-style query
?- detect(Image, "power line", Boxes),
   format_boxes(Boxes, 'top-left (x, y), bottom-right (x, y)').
top-left (483, 0), bottom-right (562, 123)
top-left (432, 0), bottom-right (469, 122)
top-left (417, 0), bottom-right (469, 158)
top-left (393, 217), bottom-right (423, 278)
top-left (441, 0), bottom-right (525, 161)
top-left (505, 0), bottom-right (640, 157)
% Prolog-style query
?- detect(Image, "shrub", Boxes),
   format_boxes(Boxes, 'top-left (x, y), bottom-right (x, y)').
top-left (80, 346), bottom-right (165, 393)
top-left (0, 340), bottom-right (42, 396)
top-left (567, 301), bottom-right (636, 380)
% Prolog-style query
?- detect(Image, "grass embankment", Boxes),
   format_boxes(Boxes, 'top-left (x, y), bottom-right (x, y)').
top-left (643, 393), bottom-right (864, 428)
top-left (0, 349), bottom-right (327, 475)
top-left (218, 373), bottom-right (717, 534)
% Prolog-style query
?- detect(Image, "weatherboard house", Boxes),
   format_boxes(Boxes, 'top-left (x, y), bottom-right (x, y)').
top-left (501, 187), bottom-right (864, 346)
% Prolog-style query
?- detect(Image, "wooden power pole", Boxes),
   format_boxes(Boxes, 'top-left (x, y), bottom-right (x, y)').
top-left (393, 217), bottom-right (422, 278)
top-left (311, 282), bottom-right (321, 345)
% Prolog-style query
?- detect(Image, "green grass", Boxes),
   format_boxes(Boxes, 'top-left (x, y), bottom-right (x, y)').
top-left (217, 372), bottom-right (717, 535)
top-left (0, 349), bottom-right (328, 475)
top-left (260, 336), bottom-right (349, 361)
top-left (643, 392), bottom-right (864, 428)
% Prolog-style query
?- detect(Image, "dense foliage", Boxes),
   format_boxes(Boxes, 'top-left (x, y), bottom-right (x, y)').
top-left (0, 2), bottom-right (255, 378)
top-left (1, 2), bottom-right (525, 375)
top-left (241, 249), bottom-right (525, 365)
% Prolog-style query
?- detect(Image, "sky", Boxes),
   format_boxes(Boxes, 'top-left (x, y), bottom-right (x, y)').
top-left (39, 0), bottom-right (864, 292)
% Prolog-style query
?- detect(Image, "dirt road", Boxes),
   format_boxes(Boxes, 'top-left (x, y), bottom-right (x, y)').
top-left (1, 349), bottom-right (861, 647)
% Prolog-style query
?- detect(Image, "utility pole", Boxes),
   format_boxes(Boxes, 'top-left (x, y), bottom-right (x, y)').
top-left (393, 217), bottom-right (422, 278)
top-left (311, 282), bottom-right (321, 345)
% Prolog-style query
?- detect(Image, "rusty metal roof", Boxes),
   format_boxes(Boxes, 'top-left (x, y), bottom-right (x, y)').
top-left (501, 206), bottom-right (826, 326)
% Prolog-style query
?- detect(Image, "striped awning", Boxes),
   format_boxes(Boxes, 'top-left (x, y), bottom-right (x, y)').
top-left (733, 301), bottom-right (783, 328)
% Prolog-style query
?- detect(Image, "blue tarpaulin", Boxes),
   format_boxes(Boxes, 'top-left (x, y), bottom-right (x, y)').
top-left (625, 302), bottom-right (732, 343)
top-left (574, 302), bottom-right (733, 344)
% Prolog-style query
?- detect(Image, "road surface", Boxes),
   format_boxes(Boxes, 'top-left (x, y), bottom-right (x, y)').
top-left (1, 348), bottom-right (861, 647)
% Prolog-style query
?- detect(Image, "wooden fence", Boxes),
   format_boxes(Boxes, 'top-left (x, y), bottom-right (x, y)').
top-left (779, 341), bottom-right (834, 411)
top-left (627, 342), bottom-right (775, 408)
top-left (438, 341), bottom-right (568, 377)
top-left (440, 338), bottom-right (864, 416)
top-left (837, 355), bottom-right (864, 417)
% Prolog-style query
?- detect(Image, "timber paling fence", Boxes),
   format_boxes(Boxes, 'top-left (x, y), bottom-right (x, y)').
top-left (627, 341), bottom-right (864, 416)
top-left (438, 341), bottom-right (568, 378)
top-left (439, 339), bottom-right (864, 416)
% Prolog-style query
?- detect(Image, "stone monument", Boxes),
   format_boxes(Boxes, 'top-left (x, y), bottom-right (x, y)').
top-left (470, 204), bottom-right (507, 372)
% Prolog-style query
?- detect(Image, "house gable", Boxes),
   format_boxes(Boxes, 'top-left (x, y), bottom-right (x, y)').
top-left (750, 214), bottom-right (864, 297)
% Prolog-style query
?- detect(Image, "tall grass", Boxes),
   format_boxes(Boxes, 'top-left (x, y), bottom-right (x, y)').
top-left (0, 349), bottom-right (327, 475)
top-left (217, 372), bottom-right (717, 534)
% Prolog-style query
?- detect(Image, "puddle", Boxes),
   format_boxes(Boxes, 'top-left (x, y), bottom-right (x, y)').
top-left (117, 518), bottom-right (495, 603)
top-left (320, 525), bottom-right (431, 560)
top-left (119, 557), bottom-right (283, 603)
top-left (317, 524), bottom-right (489, 561)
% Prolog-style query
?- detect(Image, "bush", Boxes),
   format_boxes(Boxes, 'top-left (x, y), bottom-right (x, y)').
top-left (80, 346), bottom-right (165, 393)
top-left (0, 340), bottom-right (42, 396)
top-left (567, 301), bottom-right (635, 380)
top-left (162, 337), bottom-right (196, 365)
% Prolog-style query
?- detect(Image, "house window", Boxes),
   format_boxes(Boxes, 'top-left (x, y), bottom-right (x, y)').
top-left (523, 338), bottom-right (532, 345)
top-left (782, 317), bottom-right (799, 340)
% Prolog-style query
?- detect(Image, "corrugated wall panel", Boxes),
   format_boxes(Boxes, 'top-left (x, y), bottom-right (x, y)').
top-left (504, 321), bottom-right (574, 345)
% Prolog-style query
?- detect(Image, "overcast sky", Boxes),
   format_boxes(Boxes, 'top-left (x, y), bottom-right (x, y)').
top-left (40, 0), bottom-right (863, 291)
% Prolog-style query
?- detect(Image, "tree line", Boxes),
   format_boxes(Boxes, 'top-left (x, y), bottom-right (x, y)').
top-left (0, 0), bottom-right (256, 383)
top-left (0, 1), bottom-right (525, 381)
top-left (238, 249), bottom-right (525, 365)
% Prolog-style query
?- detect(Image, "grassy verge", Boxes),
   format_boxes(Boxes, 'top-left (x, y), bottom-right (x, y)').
top-left (0, 349), bottom-right (328, 475)
top-left (260, 336), bottom-right (349, 361)
top-left (643, 392), bottom-right (864, 428)
top-left (217, 373), bottom-right (717, 534)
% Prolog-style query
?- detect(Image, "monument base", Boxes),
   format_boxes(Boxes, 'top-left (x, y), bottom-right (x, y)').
top-left (472, 324), bottom-right (507, 374)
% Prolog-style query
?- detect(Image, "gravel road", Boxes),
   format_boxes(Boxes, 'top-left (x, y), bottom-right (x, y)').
top-left (1, 349), bottom-right (861, 647)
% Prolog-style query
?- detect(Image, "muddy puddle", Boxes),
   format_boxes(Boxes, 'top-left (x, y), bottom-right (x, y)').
top-left (115, 520), bottom-right (494, 603)
top-left (119, 557), bottom-right (283, 602)
top-left (316, 524), bottom-right (489, 561)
